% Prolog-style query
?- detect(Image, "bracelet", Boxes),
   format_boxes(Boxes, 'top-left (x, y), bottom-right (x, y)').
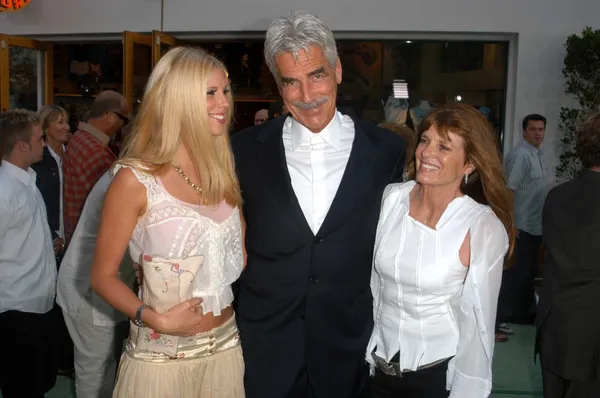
top-left (133, 304), bottom-right (147, 327)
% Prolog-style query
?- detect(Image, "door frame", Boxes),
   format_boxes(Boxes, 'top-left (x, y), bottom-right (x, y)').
top-left (123, 31), bottom-right (152, 111)
top-left (151, 30), bottom-right (179, 66)
top-left (0, 34), bottom-right (53, 111)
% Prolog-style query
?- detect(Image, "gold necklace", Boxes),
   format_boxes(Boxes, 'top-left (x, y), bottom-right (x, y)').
top-left (172, 164), bottom-right (208, 204)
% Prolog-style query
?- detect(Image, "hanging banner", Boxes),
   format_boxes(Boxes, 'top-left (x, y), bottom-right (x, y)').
top-left (0, 0), bottom-right (32, 12)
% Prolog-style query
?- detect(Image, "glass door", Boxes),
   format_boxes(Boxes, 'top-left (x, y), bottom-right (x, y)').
top-left (152, 31), bottom-right (179, 66)
top-left (123, 31), bottom-right (152, 113)
top-left (0, 34), bottom-right (53, 111)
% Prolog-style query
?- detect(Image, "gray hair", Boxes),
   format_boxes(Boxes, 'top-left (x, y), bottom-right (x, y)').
top-left (264, 10), bottom-right (338, 84)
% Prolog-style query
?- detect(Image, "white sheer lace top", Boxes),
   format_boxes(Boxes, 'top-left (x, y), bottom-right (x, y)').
top-left (112, 164), bottom-right (243, 316)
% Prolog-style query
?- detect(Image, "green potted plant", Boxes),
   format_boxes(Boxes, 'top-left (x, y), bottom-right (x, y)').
top-left (556, 27), bottom-right (600, 180)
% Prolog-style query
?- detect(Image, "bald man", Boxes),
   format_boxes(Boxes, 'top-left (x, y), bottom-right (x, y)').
top-left (63, 90), bottom-right (131, 247)
top-left (254, 109), bottom-right (269, 125)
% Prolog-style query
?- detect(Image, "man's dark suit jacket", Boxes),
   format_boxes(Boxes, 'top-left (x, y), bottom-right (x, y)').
top-left (32, 146), bottom-right (61, 240)
top-left (231, 114), bottom-right (405, 398)
top-left (536, 169), bottom-right (600, 381)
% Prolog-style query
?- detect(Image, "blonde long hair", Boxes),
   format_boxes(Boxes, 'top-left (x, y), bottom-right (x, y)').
top-left (413, 103), bottom-right (516, 256)
top-left (118, 47), bottom-right (241, 206)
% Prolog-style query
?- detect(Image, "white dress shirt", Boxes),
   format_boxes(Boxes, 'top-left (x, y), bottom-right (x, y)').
top-left (282, 111), bottom-right (355, 233)
top-left (57, 172), bottom-right (135, 326)
top-left (47, 144), bottom-right (65, 238)
top-left (367, 182), bottom-right (509, 397)
top-left (0, 160), bottom-right (57, 314)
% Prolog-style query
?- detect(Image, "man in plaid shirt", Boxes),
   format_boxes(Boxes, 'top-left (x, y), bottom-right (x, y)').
top-left (63, 90), bottom-right (130, 247)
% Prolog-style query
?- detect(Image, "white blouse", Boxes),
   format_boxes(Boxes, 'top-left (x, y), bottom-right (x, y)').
top-left (367, 182), bottom-right (509, 398)
top-left (112, 164), bottom-right (244, 317)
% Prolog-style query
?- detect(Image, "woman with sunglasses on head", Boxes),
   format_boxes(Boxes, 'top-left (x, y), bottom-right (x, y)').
top-left (90, 47), bottom-right (245, 397)
top-left (366, 103), bottom-right (515, 398)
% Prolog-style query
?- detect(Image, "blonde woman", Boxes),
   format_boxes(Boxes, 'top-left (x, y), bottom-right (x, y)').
top-left (90, 47), bottom-right (245, 397)
top-left (32, 105), bottom-right (75, 380)
top-left (33, 105), bottom-right (72, 256)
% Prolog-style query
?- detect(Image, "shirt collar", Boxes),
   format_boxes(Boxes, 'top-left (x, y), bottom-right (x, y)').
top-left (1, 159), bottom-right (36, 186)
top-left (47, 144), bottom-right (65, 164)
top-left (290, 111), bottom-right (342, 151)
top-left (78, 122), bottom-right (110, 146)
top-left (520, 139), bottom-right (543, 155)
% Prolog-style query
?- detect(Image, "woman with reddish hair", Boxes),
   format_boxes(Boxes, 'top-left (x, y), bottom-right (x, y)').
top-left (367, 103), bottom-right (515, 397)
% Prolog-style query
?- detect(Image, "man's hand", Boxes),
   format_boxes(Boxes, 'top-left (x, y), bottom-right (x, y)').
top-left (53, 237), bottom-right (65, 255)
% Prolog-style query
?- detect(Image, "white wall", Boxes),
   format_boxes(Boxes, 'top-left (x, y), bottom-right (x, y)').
top-left (1, 0), bottom-right (599, 174)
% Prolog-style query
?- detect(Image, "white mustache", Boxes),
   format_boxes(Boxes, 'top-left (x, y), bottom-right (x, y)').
top-left (292, 97), bottom-right (329, 110)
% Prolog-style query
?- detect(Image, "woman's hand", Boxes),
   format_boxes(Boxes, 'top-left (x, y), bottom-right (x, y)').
top-left (146, 298), bottom-right (205, 337)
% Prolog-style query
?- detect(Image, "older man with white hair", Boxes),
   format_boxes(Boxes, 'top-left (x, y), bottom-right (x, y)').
top-left (232, 10), bottom-right (405, 398)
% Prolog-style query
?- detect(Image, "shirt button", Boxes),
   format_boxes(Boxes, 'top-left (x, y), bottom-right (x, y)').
top-left (309, 277), bottom-right (320, 283)
top-left (300, 315), bottom-right (305, 322)
top-left (313, 237), bottom-right (324, 244)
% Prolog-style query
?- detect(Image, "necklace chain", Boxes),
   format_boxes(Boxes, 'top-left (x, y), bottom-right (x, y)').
top-left (172, 164), bottom-right (208, 205)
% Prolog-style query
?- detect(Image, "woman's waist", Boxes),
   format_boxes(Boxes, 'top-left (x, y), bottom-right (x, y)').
top-left (378, 297), bottom-right (458, 320)
top-left (193, 286), bottom-right (235, 316)
top-left (198, 305), bottom-right (234, 331)
top-left (127, 310), bottom-right (239, 362)
top-left (371, 329), bottom-right (458, 371)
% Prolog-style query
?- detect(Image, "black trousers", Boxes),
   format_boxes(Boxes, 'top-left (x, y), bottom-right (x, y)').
top-left (497, 230), bottom-right (542, 324)
top-left (283, 362), bottom-right (369, 398)
top-left (0, 309), bottom-right (58, 398)
top-left (542, 367), bottom-right (600, 398)
top-left (366, 359), bottom-right (450, 398)
top-left (284, 364), bottom-right (316, 398)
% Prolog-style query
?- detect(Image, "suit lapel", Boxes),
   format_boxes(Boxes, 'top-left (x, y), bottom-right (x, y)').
top-left (256, 119), bottom-right (313, 236)
top-left (317, 119), bottom-right (377, 237)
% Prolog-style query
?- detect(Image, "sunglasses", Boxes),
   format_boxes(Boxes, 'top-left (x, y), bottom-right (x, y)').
top-left (112, 111), bottom-right (130, 125)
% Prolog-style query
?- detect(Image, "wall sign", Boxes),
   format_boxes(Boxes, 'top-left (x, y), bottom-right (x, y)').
top-left (0, 0), bottom-right (32, 11)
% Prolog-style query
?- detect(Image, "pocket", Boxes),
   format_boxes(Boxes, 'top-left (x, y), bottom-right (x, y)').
top-left (530, 158), bottom-right (544, 179)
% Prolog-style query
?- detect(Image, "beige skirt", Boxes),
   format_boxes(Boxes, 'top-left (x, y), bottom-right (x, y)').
top-left (113, 317), bottom-right (245, 398)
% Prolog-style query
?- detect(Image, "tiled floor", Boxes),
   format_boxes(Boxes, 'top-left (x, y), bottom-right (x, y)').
top-left (492, 324), bottom-right (543, 396)
top-left (5, 324), bottom-right (543, 397)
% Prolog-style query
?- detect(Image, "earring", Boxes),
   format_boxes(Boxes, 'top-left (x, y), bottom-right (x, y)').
top-left (464, 174), bottom-right (469, 185)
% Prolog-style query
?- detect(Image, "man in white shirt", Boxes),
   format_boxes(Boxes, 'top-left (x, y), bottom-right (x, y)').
top-left (0, 109), bottom-right (58, 398)
top-left (57, 171), bottom-right (135, 398)
top-left (231, 11), bottom-right (405, 398)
